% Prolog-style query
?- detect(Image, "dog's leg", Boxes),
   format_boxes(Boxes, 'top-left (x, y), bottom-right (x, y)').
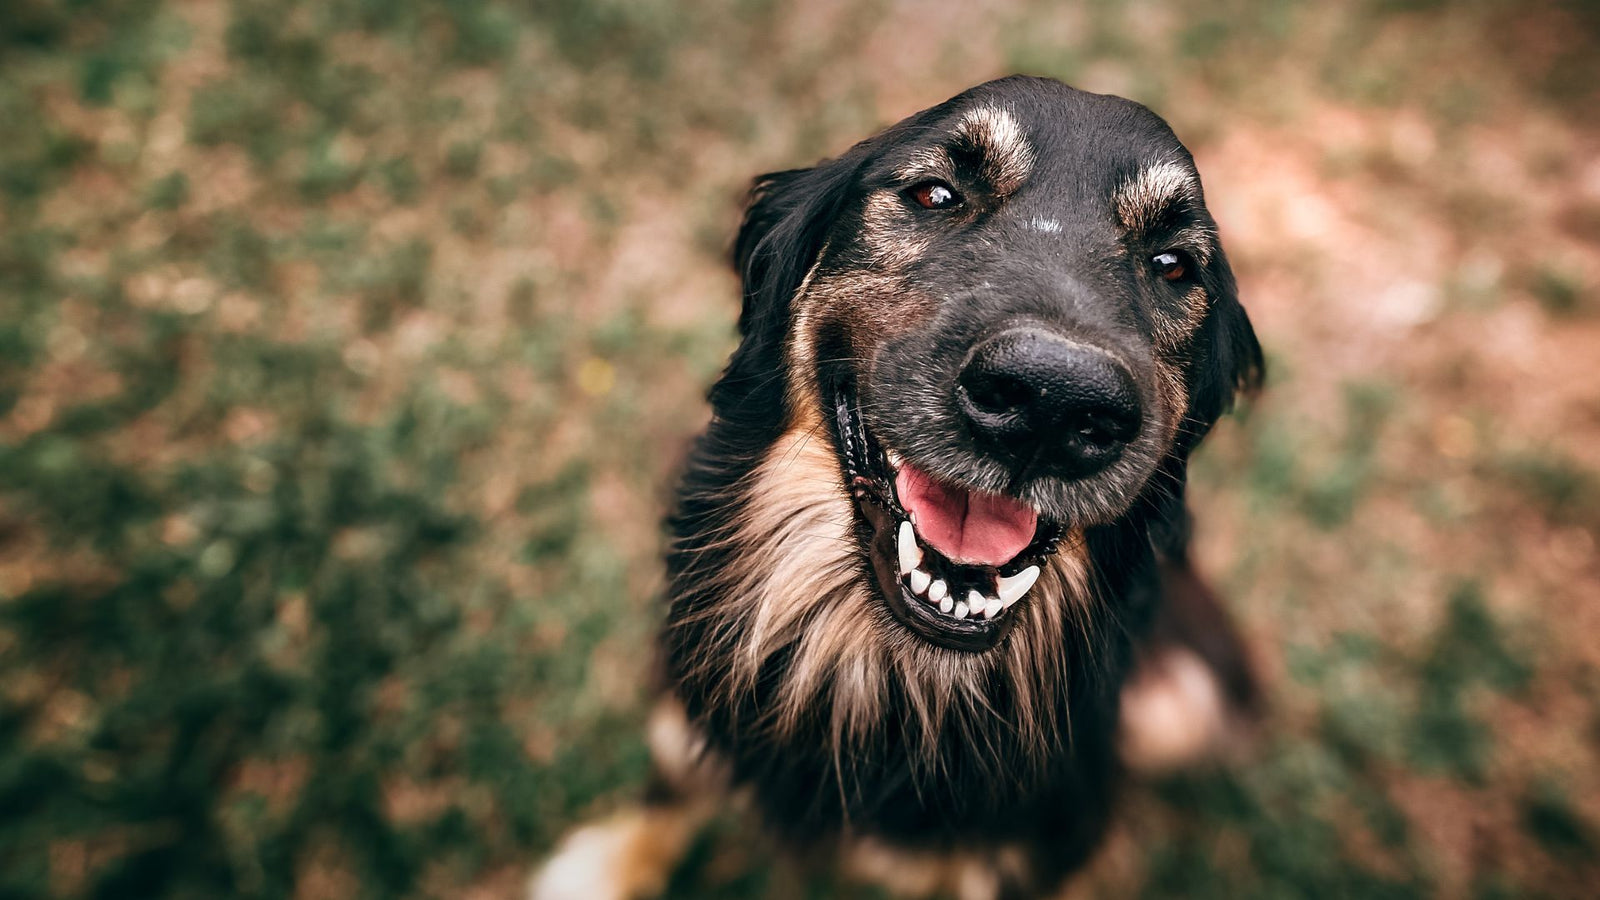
top-left (528, 698), bottom-right (718, 900)
top-left (1117, 553), bottom-right (1261, 774)
top-left (527, 800), bottom-right (706, 900)
top-left (841, 838), bottom-right (1012, 900)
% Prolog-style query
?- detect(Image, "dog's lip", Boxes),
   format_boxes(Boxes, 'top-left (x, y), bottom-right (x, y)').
top-left (830, 384), bottom-right (1059, 652)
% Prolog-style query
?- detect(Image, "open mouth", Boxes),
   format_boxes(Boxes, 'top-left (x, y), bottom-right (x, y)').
top-left (831, 384), bottom-right (1066, 652)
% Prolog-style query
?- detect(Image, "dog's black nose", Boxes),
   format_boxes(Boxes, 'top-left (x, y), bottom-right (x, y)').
top-left (957, 328), bottom-right (1141, 478)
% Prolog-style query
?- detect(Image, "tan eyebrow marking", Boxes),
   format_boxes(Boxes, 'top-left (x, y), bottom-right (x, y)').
top-left (954, 105), bottom-right (1035, 196)
top-left (1114, 159), bottom-right (1201, 233)
top-left (892, 147), bottom-right (955, 183)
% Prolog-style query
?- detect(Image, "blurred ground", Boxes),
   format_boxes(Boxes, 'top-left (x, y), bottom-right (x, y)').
top-left (1, 1), bottom-right (1598, 898)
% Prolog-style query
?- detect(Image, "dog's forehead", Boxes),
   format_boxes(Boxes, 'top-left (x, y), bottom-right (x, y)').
top-left (881, 81), bottom-right (1202, 215)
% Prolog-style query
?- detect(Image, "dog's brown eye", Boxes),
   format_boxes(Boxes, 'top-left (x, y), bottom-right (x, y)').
top-left (1152, 251), bottom-right (1190, 282)
top-left (908, 181), bottom-right (961, 210)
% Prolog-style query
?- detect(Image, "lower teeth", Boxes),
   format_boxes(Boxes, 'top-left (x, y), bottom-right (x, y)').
top-left (895, 518), bottom-right (1038, 622)
top-left (909, 569), bottom-right (931, 594)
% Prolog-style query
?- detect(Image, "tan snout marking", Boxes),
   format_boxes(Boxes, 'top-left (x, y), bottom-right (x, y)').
top-left (783, 261), bottom-right (934, 430)
top-left (1150, 284), bottom-right (1211, 355)
top-left (862, 191), bottom-right (932, 269)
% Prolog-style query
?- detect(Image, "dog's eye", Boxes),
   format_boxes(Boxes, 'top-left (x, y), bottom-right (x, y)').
top-left (1152, 251), bottom-right (1192, 283)
top-left (907, 180), bottom-right (962, 210)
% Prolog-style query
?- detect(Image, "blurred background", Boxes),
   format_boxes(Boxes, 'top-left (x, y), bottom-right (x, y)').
top-left (1, 0), bottom-right (1597, 897)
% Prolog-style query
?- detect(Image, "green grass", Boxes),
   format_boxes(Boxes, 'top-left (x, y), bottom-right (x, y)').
top-left (2, 1), bottom-right (1598, 897)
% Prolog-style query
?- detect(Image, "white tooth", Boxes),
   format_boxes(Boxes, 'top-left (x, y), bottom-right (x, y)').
top-left (909, 568), bottom-right (931, 595)
top-left (939, 594), bottom-right (954, 614)
top-left (953, 600), bottom-right (970, 619)
top-left (897, 520), bottom-right (921, 573)
top-left (966, 590), bottom-right (986, 619)
top-left (928, 579), bottom-right (948, 603)
top-left (984, 596), bottom-right (1004, 618)
top-left (886, 449), bottom-right (903, 469)
top-left (996, 565), bottom-right (1040, 607)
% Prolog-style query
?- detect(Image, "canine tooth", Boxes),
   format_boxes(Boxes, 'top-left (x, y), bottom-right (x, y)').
top-left (996, 565), bottom-right (1040, 607)
top-left (886, 449), bottom-right (903, 469)
top-left (983, 596), bottom-right (1004, 618)
top-left (928, 579), bottom-right (948, 603)
top-left (909, 568), bottom-right (931, 595)
top-left (966, 590), bottom-right (986, 619)
top-left (897, 520), bottom-right (921, 573)
top-left (939, 594), bottom-right (954, 614)
top-left (953, 600), bottom-right (969, 619)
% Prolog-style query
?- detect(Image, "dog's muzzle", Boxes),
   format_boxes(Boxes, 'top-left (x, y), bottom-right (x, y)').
top-left (833, 385), bottom-right (1067, 653)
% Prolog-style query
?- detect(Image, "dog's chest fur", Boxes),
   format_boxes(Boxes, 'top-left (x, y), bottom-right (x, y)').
top-left (661, 417), bottom-right (1164, 864)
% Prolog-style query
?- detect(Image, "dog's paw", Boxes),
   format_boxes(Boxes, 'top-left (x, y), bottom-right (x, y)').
top-left (528, 808), bottom-right (695, 900)
top-left (842, 838), bottom-right (1005, 900)
top-left (1117, 645), bottom-right (1229, 774)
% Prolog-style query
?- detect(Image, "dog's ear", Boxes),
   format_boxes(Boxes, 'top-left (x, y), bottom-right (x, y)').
top-left (1147, 247), bottom-right (1263, 558)
top-left (712, 157), bottom-right (862, 407)
top-left (732, 160), bottom-right (858, 338)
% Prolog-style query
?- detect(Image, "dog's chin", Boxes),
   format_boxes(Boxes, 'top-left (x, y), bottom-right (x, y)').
top-left (829, 385), bottom-right (1073, 653)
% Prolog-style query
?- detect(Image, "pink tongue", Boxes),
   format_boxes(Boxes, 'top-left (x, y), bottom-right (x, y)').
top-left (894, 463), bottom-right (1038, 567)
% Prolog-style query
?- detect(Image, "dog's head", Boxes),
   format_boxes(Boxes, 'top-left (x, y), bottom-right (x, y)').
top-left (721, 76), bottom-right (1261, 655)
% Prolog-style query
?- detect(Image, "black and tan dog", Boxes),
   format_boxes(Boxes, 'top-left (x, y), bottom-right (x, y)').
top-left (533, 75), bottom-right (1263, 900)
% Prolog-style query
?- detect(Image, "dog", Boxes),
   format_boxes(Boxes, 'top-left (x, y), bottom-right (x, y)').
top-left (532, 75), bottom-right (1263, 900)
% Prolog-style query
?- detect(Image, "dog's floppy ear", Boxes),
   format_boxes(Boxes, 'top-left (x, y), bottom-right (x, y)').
top-left (712, 156), bottom-right (862, 407)
top-left (732, 160), bottom-right (858, 338)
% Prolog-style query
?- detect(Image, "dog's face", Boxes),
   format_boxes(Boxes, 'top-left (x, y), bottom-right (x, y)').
top-left (727, 78), bottom-right (1261, 655)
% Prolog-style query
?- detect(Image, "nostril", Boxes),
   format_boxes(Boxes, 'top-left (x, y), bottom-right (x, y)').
top-left (960, 368), bottom-right (1035, 416)
top-left (1077, 419), bottom-right (1114, 447)
top-left (1073, 405), bottom-right (1141, 448)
